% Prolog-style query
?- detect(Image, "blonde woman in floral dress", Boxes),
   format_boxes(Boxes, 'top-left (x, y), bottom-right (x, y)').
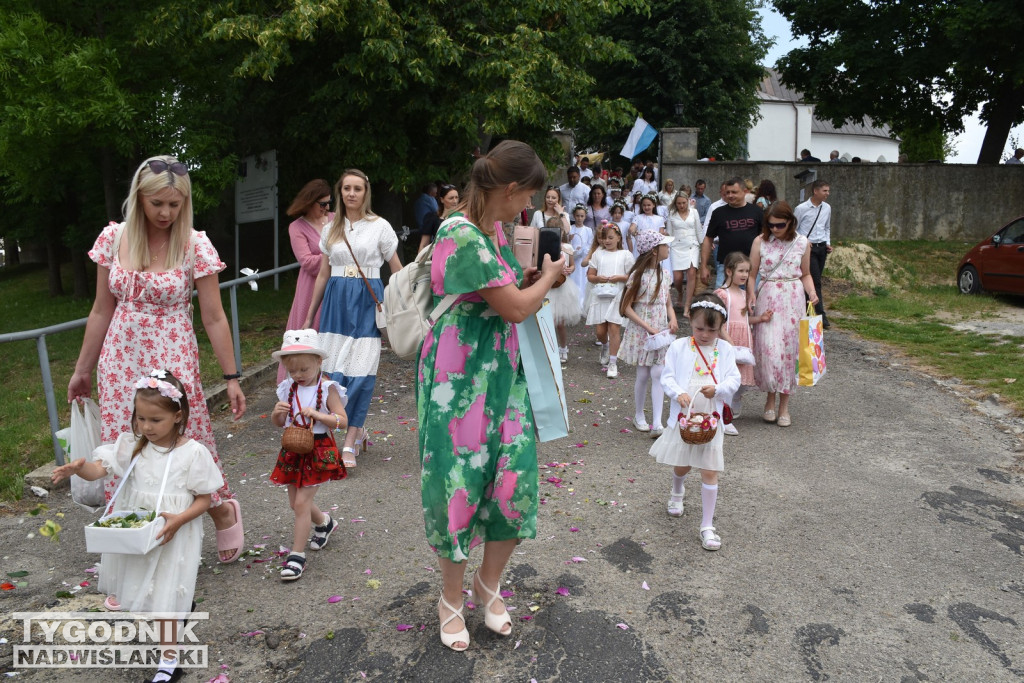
top-left (69, 155), bottom-right (247, 567)
top-left (747, 201), bottom-right (818, 427)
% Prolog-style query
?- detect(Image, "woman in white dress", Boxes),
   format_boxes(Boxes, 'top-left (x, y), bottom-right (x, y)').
top-left (665, 189), bottom-right (702, 315)
top-left (631, 166), bottom-right (658, 195)
top-left (658, 179), bottom-right (676, 209)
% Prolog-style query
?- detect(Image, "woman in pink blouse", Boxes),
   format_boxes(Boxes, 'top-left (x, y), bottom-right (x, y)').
top-left (278, 179), bottom-right (333, 382)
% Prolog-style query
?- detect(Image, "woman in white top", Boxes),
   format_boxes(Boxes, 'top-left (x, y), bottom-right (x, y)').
top-left (665, 188), bottom-right (702, 314)
top-left (657, 179), bottom-right (676, 209)
top-left (530, 186), bottom-right (570, 230)
top-left (631, 166), bottom-right (658, 195)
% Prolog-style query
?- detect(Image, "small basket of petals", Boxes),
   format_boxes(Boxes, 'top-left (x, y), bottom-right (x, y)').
top-left (679, 411), bottom-right (719, 445)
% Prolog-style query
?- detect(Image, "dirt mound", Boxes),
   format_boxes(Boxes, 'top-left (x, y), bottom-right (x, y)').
top-left (827, 243), bottom-right (909, 289)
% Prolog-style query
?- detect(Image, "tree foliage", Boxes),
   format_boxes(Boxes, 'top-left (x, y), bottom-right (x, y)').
top-left (577, 0), bottom-right (770, 161)
top-left (177, 0), bottom-right (644, 192)
top-left (773, 0), bottom-right (1024, 164)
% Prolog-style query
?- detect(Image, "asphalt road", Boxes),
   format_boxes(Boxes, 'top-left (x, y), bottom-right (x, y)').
top-left (2, 324), bottom-right (1023, 682)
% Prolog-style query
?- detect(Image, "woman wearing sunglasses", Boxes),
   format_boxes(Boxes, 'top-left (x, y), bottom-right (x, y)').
top-left (68, 155), bottom-right (247, 567)
top-left (278, 179), bottom-right (334, 382)
top-left (746, 201), bottom-right (818, 427)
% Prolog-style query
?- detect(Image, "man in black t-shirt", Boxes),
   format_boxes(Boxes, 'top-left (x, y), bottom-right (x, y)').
top-left (700, 176), bottom-right (762, 287)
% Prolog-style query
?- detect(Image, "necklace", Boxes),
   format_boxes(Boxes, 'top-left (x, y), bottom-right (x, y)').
top-left (691, 338), bottom-right (718, 376)
top-left (149, 240), bottom-right (169, 265)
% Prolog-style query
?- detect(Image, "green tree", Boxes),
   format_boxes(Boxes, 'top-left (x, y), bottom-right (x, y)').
top-left (174, 0), bottom-right (643, 191)
top-left (773, 0), bottom-right (1024, 164)
top-left (577, 0), bottom-right (771, 161)
top-left (0, 4), bottom-right (241, 295)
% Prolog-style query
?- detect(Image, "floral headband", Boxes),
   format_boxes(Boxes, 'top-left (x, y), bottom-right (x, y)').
top-left (642, 193), bottom-right (659, 204)
top-left (690, 301), bottom-right (728, 319)
top-left (134, 370), bottom-right (184, 404)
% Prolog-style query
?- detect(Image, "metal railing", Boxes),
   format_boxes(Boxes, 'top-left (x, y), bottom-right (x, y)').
top-left (0, 263), bottom-right (299, 465)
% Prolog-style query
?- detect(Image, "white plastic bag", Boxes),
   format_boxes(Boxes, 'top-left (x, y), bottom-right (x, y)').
top-left (67, 398), bottom-right (106, 510)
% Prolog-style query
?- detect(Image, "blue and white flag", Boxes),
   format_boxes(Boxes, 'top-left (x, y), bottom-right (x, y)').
top-left (620, 117), bottom-right (658, 159)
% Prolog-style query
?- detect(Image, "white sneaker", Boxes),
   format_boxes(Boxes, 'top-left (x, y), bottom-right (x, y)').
top-left (731, 396), bottom-right (742, 418)
top-left (599, 345), bottom-right (610, 365)
top-left (606, 361), bottom-right (618, 378)
top-left (723, 422), bottom-right (739, 436)
top-left (559, 347), bottom-right (568, 364)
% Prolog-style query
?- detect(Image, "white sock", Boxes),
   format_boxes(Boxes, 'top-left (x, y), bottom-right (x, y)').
top-left (650, 365), bottom-right (665, 427)
top-left (634, 366), bottom-right (650, 421)
top-left (672, 473), bottom-right (686, 496)
top-left (609, 355), bottom-right (617, 363)
top-left (151, 656), bottom-right (178, 682)
top-left (701, 483), bottom-right (718, 528)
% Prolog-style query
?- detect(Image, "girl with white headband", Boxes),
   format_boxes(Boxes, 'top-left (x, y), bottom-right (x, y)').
top-left (649, 292), bottom-right (740, 551)
top-left (52, 370), bottom-right (224, 683)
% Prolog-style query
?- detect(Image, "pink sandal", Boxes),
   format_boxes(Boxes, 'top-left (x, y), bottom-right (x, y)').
top-left (103, 595), bottom-right (121, 611)
top-left (215, 498), bottom-right (244, 564)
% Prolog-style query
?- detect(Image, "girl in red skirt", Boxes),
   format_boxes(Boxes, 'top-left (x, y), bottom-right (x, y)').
top-left (270, 329), bottom-right (349, 581)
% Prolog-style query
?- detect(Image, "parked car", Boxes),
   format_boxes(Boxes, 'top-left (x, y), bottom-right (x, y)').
top-left (957, 216), bottom-right (1024, 295)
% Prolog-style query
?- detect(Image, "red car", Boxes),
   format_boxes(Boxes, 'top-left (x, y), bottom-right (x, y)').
top-left (957, 216), bottom-right (1024, 295)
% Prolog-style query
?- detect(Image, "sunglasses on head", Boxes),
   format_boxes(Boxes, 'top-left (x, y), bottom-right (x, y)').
top-left (147, 160), bottom-right (188, 176)
top-left (768, 221), bottom-right (788, 229)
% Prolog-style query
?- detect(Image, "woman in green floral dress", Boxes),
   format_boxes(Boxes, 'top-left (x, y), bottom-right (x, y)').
top-left (418, 141), bottom-right (565, 651)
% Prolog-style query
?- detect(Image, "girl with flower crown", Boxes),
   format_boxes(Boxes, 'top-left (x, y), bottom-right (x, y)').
top-left (53, 370), bottom-right (224, 683)
top-left (649, 292), bottom-right (740, 551)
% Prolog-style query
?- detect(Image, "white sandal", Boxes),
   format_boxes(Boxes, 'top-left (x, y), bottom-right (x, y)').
top-left (437, 595), bottom-right (469, 651)
top-left (473, 571), bottom-right (512, 636)
top-left (667, 493), bottom-right (684, 517)
top-left (341, 446), bottom-right (357, 468)
top-left (699, 526), bottom-right (721, 551)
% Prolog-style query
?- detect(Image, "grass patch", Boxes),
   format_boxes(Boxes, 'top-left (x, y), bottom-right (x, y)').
top-left (830, 240), bottom-right (1024, 411)
top-left (0, 263), bottom-right (294, 501)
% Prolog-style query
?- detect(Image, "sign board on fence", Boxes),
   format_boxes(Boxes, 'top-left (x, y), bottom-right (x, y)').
top-left (234, 151), bottom-right (277, 224)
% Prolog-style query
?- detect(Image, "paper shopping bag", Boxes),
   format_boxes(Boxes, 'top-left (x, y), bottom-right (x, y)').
top-left (797, 303), bottom-right (827, 386)
top-left (516, 303), bottom-right (570, 442)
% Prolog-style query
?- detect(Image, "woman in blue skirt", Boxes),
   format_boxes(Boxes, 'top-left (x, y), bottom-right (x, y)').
top-left (305, 169), bottom-right (401, 467)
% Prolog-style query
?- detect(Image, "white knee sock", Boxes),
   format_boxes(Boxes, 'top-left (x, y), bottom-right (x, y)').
top-left (634, 366), bottom-right (650, 421)
top-left (650, 365), bottom-right (665, 427)
top-left (672, 473), bottom-right (686, 496)
top-left (701, 483), bottom-right (718, 528)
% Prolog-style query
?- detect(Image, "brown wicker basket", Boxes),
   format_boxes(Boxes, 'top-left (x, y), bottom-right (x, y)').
top-left (679, 412), bottom-right (717, 445)
top-left (282, 424), bottom-right (314, 454)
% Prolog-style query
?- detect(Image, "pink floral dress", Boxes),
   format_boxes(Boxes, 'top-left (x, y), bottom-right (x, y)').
top-left (752, 234), bottom-right (809, 395)
top-left (88, 223), bottom-right (232, 505)
top-left (619, 268), bottom-right (671, 366)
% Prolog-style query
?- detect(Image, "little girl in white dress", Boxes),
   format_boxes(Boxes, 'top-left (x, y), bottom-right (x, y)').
top-left (52, 370), bottom-right (223, 683)
top-left (649, 294), bottom-right (739, 551)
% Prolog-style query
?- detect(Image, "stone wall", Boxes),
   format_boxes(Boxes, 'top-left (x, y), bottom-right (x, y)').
top-left (658, 160), bottom-right (1024, 242)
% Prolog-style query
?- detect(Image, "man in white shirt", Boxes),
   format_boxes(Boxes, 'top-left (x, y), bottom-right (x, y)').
top-left (794, 179), bottom-right (832, 328)
top-left (579, 156), bottom-right (595, 179)
top-left (1005, 148), bottom-right (1024, 164)
top-left (559, 167), bottom-right (590, 211)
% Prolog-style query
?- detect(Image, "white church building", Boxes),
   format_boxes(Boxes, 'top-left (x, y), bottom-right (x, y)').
top-left (746, 69), bottom-right (901, 163)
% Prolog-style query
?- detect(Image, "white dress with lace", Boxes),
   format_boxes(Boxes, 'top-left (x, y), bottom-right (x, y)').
top-left (96, 434), bottom-right (224, 613)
